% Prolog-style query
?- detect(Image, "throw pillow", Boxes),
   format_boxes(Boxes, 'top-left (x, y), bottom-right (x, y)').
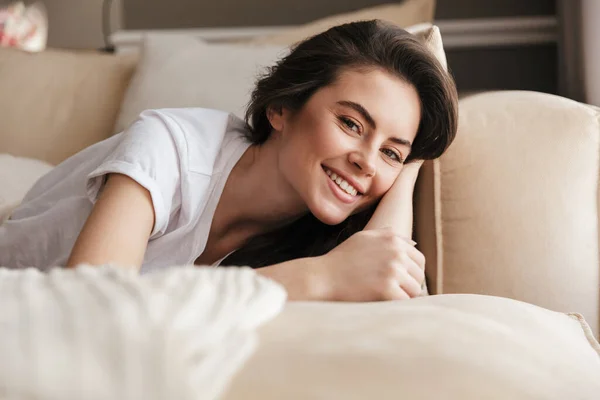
top-left (245, 0), bottom-right (436, 46)
top-left (114, 36), bottom-right (287, 132)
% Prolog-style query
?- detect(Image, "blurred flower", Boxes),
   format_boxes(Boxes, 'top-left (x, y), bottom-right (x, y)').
top-left (0, 1), bottom-right (47, 52)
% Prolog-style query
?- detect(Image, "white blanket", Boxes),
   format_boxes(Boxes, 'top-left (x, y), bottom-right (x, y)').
top-left (0, 265), bottom-right (286, 400)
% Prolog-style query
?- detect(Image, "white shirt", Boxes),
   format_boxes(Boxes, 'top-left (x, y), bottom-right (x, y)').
top-left (0, 108), bottom-right (252, 273)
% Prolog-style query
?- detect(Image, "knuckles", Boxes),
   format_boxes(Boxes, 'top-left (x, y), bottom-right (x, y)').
top-left (379, 262), bottom-right (399, 280)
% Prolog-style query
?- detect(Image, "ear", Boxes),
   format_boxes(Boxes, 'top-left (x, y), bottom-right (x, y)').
top-left (266, 105), bottom-right (285, 132)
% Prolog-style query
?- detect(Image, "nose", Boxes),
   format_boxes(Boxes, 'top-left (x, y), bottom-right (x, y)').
top-left (348, 147), bottom-right (377, 177)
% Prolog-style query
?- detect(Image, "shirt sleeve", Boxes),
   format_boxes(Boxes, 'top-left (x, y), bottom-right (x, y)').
top-left (86, 110), bottom-right (184, 239)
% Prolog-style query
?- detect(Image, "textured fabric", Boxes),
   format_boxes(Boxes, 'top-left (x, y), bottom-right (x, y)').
top-left (0, 265), bottom-right (286, 400)
top-left (0, 109), bottom-right (252, 272)
top-left (418, 91), bottom-right (600, 338)
top-left (0, 46), bottom-right (137, 165)
top-left (0, 154), bottom-right (53, 223)
top-left (244, 0), bottom-right (436, 46)
top-left (114, 36), bottom-right (286, 132)
top-left (223, 294), bottom-right (600, 400)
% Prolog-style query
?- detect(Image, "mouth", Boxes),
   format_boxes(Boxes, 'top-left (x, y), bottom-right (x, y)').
top-left (322, 165), bottom-right (363, 204)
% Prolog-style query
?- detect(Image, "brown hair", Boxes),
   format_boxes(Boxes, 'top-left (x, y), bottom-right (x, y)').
top-left (222, 20), bottom-right (458, 268)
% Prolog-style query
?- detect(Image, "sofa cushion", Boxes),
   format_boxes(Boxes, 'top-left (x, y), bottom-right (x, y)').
top-left (244, 0), bottom-right (435, 46)
top-left (114, 36), bottom-right (286, 132)
top-left (416, 91), bottom-right (600, 338)
top-left (223, 294), bottom-right (600, 400)
top-left (0, 47), bottom-right (137, 165)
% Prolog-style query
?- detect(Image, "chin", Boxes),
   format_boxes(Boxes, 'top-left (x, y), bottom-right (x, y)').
top-left (309, 203), bottom-right (350, 226)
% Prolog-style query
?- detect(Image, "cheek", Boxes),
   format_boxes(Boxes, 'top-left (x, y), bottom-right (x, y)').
top-left (283, 123), bottom-right (343, 166)
top-left (302, 115), bottom-right (348, 156)
top-left (278, 133), bottom-right (318, 186)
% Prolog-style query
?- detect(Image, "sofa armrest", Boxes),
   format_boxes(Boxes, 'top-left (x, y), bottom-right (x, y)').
top-left (415, 91), bottom-right (600, 337)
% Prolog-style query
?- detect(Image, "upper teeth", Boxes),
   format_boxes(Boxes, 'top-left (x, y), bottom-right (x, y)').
top-left (325, 169), bottom-right (359, 196)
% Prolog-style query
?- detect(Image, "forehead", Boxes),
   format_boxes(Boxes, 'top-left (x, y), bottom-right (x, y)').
top-left (313, 68), bottom-right (422, 140)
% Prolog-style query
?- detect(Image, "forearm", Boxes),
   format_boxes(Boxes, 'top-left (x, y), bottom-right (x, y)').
top-left (256, 256), bottom-right (330, 301)
top-left (364, 173), bottom-right (418, 238)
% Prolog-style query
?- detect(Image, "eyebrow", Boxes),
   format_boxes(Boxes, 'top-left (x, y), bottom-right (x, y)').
top-left (336, 100), bottom-right (412, 149)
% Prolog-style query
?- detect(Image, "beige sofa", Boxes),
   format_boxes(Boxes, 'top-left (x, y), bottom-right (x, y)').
top-left (2, 58), bottom-right (599, 400)
top-left (2, 49), bottom-right (597, 337)
top-left (1, 1), bottom-right (599, 397)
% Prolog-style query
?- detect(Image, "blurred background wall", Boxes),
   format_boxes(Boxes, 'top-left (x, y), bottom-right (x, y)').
top-left (7, 0), bottom-right (599, 104)
top-left (120, 0), bottom-right (558, 96)
top-left (122, 0), bottom-right (553, 28)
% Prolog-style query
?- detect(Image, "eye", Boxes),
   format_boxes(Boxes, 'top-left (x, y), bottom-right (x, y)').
top-left (381, 148), bottom-right (403, 163)
top-left (338, 116), bottom-right (361, 133)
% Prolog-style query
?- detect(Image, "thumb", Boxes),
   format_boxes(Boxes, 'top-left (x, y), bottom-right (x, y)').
top-left (376, 226), bottom-right (417, 246)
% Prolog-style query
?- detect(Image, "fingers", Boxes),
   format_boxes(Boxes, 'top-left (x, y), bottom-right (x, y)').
top-left (397, 244), bottom-right (426, 298)
top-left (383, 268), bottom-right (421, 300)
top-left (382, 282), bottom-right (411, 301)
top-left (403, 256), bottom-right (425, 284)
top-left (381, 229), bottom-right (424, 268)
top-left (403, 243), bottom-right (426, 270)
top-left (351, 228), bottom-right (427, 301)
top-left (383, 230), bottom-right (425, 298)
top-left (397, 264), bottom-right (424, 298)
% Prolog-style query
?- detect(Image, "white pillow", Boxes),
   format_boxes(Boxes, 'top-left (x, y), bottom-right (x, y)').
top-left (114, 35), bottom-right (287, 132)
top-left (0, 154), bottom-right (53, 223)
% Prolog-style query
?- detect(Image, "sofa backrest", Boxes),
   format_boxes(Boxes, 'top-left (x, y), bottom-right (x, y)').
top-left (0, 47), bottom-right (137, 165)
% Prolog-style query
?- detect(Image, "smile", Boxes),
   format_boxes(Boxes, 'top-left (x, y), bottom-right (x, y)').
top-left (322, 166), bottom-right (362, 204)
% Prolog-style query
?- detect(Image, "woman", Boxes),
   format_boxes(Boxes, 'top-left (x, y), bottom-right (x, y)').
top-left (0, 20), bottom-right (458, 302)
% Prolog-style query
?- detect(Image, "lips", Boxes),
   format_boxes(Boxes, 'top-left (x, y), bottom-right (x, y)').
top-left (322, 167), bottom-right (361, 204)
top-left (321, 165), bottom-right (366, 195)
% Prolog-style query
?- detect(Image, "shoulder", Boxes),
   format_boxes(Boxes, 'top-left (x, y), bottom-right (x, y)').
top-left (136, 108), bottom-right (250, 176)
top-left (129, 107), bottom-right (231, 147)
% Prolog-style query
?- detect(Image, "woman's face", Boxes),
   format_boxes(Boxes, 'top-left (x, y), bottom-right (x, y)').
top-left (269, 67), bottom-right (421, 225)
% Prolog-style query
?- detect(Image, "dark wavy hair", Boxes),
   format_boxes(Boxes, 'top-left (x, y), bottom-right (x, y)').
top-left (222, 20), bottom-right (458, 268)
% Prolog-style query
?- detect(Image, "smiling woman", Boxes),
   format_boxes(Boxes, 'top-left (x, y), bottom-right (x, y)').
top-left (0, 20), bottom-right (458, 303)
top-left (223, 21), bottom-right (458, 275)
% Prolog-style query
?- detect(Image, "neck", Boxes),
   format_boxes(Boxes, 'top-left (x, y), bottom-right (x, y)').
top-left (210, 135), bottom-right (310, 241)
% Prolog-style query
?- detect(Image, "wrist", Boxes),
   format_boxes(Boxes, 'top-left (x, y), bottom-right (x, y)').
top-left (256, 256), bottom-right (332, 301)
top-left (396, 172), bottom-right (419, 187)
top-left (396, 161), bottom-right (423, 185)
top-left (299, 255), bottom-right (333, 301)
